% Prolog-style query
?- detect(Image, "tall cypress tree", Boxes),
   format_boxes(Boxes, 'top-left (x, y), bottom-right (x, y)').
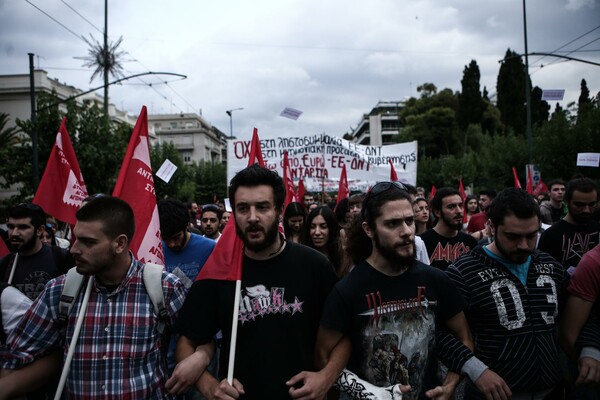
top-left (496, 49), bottom-right (527, 135)
top-left (457, 60), bottom-right (485, 130)
top-left (531, 86), bottom-right (550, 127)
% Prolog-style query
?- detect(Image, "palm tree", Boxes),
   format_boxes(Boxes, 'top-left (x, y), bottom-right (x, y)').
top-left (0, 113), bottom-right (21, 152)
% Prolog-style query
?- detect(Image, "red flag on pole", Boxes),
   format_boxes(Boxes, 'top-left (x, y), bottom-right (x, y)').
top-left (512, 167), bottom-right (522, 189)
top-left (429, 185), bottom-right (437, 201)
top-left (297, 178), bottom-right (306, 205)
top-left (533, 179), bottom-right (548, 196)
top-left (196, 128), bottom-right (265, 282)
top-left (248, 128), bottom-right (264, 166)
top-left (196, 127), bottom-right (265, 385)
top-left (458, 179), bottom-right (468, 223)
top-left (389, 159), bottom-right (398, 182)
top-left (334, 164), bottom-right (350, 211)
top-left (282, 151), bottom-right (297, 210)
top-left (33, 118), bottom-right (88, 225)
top-left (112, 106), bottom-right (164, 265)
top-left (526, 172), bottom-right (534, 194)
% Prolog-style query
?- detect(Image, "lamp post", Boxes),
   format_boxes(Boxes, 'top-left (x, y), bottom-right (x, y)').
top-left (226, 107), bottom-right (244, 139)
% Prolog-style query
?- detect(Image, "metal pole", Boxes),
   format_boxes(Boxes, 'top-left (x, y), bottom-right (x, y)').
top-left (228, 112), bottom-right (233, 139)
top-left (103, 0), bottom-right (109, 118)
top-left (29, 53), bottom-right (39, 189)
top-left (523, 0), bottom-right (532, 164)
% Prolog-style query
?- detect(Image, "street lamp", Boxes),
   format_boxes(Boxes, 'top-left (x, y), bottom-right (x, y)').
top-left (226, 107), bottom-right (244, 139)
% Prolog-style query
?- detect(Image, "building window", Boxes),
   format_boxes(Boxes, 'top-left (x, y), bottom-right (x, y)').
top-left (183, 151), bottom-right (192, 163)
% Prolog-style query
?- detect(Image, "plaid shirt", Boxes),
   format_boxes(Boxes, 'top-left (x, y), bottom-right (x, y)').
top-left (1, 258), bottom-right (187, 400)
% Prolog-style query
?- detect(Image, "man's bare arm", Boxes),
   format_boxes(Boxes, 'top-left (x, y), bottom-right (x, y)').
top-left (0, 351), bottom-right (61, 400)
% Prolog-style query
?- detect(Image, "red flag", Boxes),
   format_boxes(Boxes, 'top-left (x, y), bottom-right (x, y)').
top-left (526, 173), bottom-right (534, 194)
top-left (197, 128), bottom-right (265, 281)
top-left (533, 179), bottom-right (548, 196)
top-left (33, 118), bottom-right (88, 225)
top-left (458, 179), bottom-right (466, 201)
top-left (282, 151), bottom-right (296, 209)
top-left (429, 185), bottom-right (437, 201)
top-left (512, 167), bottom-right (522, 189)
top-left (248, 128), bottom-right (264, 166)
top-left (389, 159), bottom-right (398, 182)
top-left (0, 238), bottom-right (10, 258)
top-left (112, 106), bottom-right (164, 265)
top-left (297, 178), bottom-right (306, 205)
top-left (458, 179), bottom-right (468, 223)
top-left (334, 164), bottom-right (350, 211)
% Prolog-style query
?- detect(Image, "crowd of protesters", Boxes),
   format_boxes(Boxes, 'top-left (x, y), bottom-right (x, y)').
top-left (0, 166), bottom-right (599, 400)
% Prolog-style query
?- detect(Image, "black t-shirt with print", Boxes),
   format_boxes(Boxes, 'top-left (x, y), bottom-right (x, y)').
top-left (175, 241), bottom-right (337, 399)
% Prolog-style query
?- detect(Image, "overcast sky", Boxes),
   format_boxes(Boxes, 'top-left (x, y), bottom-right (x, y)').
top-left (1, 0), bottom-right (599, 140)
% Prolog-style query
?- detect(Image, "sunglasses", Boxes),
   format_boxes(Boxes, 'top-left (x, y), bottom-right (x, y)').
top-left (362, 181), bottom-right (408, 218)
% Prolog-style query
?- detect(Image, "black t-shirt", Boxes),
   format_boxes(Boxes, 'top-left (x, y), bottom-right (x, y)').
top-left (175, 241), bottom-right (337, 399)
top-left (419, 229), bottom-right (478, 271)
top-left (538, 219), bottom-right (600, 270)
top-left (0, 245), bottom-right (72, 300)
top-left (320, 260), bottom-right (466, 400)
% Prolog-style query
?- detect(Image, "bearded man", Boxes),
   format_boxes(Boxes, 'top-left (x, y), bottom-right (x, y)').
top-left (172, 164), bottom-right (337, 399)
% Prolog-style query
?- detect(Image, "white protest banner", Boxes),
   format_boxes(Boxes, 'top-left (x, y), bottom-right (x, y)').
top-left (227, 133), bottom-right (417, 192)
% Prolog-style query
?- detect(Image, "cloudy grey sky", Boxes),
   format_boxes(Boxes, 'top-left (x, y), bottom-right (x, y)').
top-left (1, 0), bottom-right (599, 140)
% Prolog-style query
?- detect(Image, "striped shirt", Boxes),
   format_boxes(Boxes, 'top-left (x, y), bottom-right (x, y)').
top-left (1, 258), bottom-right (187, 400)
top-left (446, 247), bottom-right (568, 395)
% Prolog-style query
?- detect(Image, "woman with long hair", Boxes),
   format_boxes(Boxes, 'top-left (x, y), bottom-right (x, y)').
top-left (283, 202), bottom-right (306, 243)
top-left (463, 194), bottom-right (480, 230)
top-left (414, 197), bottom-right (432, 235)
top-left (302, 206), bottom-right (344, 277)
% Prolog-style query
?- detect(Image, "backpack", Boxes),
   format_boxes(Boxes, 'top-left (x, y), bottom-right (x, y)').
top-left (58, 263), bottom-right (168, 334)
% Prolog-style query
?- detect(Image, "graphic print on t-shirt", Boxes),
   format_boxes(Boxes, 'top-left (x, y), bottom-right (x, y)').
top-left (359, 286), bottom-right (435, 400)
top-left (238, 284), bottom-right (304, 324)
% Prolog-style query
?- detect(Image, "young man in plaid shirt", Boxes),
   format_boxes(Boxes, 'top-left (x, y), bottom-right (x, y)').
top-left (0, 196), bottom-right (187, 399)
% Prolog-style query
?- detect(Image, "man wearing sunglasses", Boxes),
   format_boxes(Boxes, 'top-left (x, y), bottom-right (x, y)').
top-left (539, 177), bottom-right (600, 273)
top-left (314, 181), bottom-right (476, 400)
top-left (0, 203), bottom-right (73, 300)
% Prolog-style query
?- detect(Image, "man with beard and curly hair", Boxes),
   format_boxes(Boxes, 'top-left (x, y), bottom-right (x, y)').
top-left (172, 164), bottom-right (337, 399)
top-left (419, 188), bottom-right (477, 271)
top-left (315, 181), bottom-right (475, 400)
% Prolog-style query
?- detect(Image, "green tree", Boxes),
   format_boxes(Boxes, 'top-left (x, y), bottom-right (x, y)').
top-left (530, 86), bottom-right (550, 127)
top-left (497, 49), bottom-right (527, 134)
top-left (457, 60), bottom-right (485, 129)
top-left (194, 161), bottom-right (227, 204)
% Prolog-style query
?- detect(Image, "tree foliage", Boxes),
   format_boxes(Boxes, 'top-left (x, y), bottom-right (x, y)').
top-left (497, 49), bottom-right (527, 135)
top-left (457, 60), bottom-right (485, 130)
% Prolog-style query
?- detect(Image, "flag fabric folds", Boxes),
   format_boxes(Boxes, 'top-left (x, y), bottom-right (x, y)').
top-left (533, 180), bottom-right (549, 196)
top-left (334, 164), bottom-right (349, 211)
top-left (112, 106), bottom-right (164, 265)
top-left (429, 185), bottom-right (437, 201)
top-left (389, 159), bottom-right (398, 182)
top-left (33, 118), bottom-right (88, 226)
top-left (196, 128), bottom-right (265, 281)
top-left (282, 151), bottom-right (297, 210)
top-left (297, 178), bottom-right (306, 205)
top-left (458, 179), bottom-right (468, 223)
top-left (512, 167), bottom-right (522, 189)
